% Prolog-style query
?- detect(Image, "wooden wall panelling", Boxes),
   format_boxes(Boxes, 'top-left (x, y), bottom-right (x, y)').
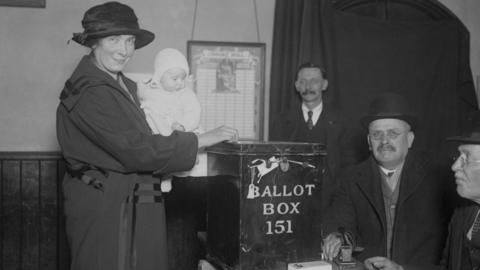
top-left (55, 158), bottom-right (70, 270)
top-left (0, 153), bottom-right (68, 270)
top-left (2, 159), bottom-right (22, 270)
top-left (22, 160), bottom-right (41, 270)
top-left (40, 160), bottom-right (56, 270)
top-left (0, 152), bottom-right (206, 269)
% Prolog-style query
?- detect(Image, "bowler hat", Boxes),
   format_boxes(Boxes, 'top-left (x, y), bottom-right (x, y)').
top-left (360, 92), bottom-right (417, 130)
top-left (72, 1), bottom-right (154, 49)
top-left (447, 111), bottom-right (480, 144)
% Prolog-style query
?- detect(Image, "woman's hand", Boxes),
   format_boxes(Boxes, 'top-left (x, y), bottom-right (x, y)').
top-left (171, 122), bottom-right (185, 131)
top-left (197, 125), bottom-right (238, 149)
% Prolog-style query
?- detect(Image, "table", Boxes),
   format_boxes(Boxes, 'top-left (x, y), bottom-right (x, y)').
top-left (332, 260), bottom-right (365, 270)
top-left (198, 259), bottom-right (366, 270)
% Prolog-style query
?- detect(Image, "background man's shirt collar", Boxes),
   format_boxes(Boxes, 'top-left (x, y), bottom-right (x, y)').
top-left (301, 102), bottom-right (323, 125)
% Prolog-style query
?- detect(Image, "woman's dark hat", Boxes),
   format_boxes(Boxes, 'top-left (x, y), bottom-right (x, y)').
top-left (360, 92), bottom-right (417, 130)
top-left (447, 111), bottom-right (480, 144)
top-left (72, 1), bottom-right (154, 49)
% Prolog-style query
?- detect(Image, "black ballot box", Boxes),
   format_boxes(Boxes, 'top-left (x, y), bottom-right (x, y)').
top-left (205, 141), bottom-right (326, 270)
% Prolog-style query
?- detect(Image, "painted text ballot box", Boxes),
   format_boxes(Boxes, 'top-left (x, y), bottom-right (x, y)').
top-left (205, 141), bottom-right (326, 270)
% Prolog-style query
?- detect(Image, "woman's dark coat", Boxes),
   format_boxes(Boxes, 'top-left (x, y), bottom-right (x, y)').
top-left (57, 56), bottom-right (198, 270)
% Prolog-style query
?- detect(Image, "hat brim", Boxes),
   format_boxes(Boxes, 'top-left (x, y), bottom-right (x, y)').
top-left (73, 28), bottom-right (154, 49)
top-left (446, 136), bottom-right (480, 144)
top-left (446, 134), bottom-right (480, 144)
top-left (360, 114), bottom-right (417, 130)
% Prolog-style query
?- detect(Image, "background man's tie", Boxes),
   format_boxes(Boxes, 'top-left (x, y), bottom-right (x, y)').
top-left (307, 110), bottom-right (314, 130)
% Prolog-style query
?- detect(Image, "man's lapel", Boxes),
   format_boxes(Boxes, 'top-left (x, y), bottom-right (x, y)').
top-left (397, 154), bottom-right (424, 206)
top-left (285, 107), bottom-right (304, 141)
top-left (356, 158), bottom-right (387, 227)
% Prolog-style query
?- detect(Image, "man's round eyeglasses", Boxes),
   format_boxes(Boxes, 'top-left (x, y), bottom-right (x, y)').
top-left (369, 130), bottom-right (403, 141)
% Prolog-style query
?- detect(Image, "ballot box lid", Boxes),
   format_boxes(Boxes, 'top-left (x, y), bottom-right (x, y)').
top-left (206, 140), bottom-right (326, 156)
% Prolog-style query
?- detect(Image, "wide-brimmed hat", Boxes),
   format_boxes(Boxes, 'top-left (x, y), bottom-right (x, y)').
top-left (447, 111), bottom-right (480, 144)
top-left (72, 1), bottom-right (154, 49)
top-left (360, 92), bottom-right (417, 130)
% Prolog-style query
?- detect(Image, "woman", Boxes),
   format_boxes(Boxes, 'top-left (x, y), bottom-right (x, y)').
top-left (56, 2), bottom-right (237, 270)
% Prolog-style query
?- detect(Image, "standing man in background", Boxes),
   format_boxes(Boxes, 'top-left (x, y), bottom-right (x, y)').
top-left (270, 62), bottom-right (353, 213)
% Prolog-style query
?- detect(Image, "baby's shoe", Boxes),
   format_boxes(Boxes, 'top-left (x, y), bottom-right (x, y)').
top-left (161, 178), bottom-right (172, 192)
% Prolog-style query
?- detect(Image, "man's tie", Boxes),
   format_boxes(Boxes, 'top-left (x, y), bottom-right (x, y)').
top-left (471, 209), bottom-right (480, 247)
top-left (385, 171), bottom-right (396, 191)
top-left (307, 110), bottom-right (314, 130)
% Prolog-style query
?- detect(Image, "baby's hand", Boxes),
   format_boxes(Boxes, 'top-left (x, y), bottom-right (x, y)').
top-left (186, 74), bottom-right (195, 82)
top-left (186, 75), bottom-right (196, 89)
top-left (172, 122), bottom-right (185, 131)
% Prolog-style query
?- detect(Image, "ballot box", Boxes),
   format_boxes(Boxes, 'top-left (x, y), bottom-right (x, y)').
top-left (205, 141), bottom-right (326, 270)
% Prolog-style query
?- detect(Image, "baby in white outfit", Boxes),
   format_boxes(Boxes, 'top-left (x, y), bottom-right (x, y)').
top-left (137, 48), bottom-right (205, 192)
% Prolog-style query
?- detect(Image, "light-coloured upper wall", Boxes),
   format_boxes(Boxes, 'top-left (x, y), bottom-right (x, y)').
top-left (439, 0), bottom-right (480, 103)
top-left (0, 0), bottom-right (479, 151)
top-left (0, 0), bottom-right (275, 151)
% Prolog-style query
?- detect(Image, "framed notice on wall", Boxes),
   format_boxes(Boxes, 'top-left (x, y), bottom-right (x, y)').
top-left (187, 40), bottom-right (266, 140)
top-left (0, 0), bottom-right (45, 7)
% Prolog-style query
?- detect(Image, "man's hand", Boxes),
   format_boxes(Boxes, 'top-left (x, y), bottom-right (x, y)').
top-left (197, 125), bottom-right (238, 149)
top-left (364, 257), bottom-right (403, 270)
top-left (322, 233), bottom-right (342, 261)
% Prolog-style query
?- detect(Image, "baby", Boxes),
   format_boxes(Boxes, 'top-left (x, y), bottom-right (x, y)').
top-left (137, 48), bottom-right (204, 192)
top-left (137, 48), bottom-right (201, 136)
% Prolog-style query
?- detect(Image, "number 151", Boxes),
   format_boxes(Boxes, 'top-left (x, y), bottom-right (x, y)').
top-left (265, 220), bottom-right (293, 235)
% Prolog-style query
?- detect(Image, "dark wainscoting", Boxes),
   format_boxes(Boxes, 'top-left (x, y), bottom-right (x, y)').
top-left (0, 152), bottom-right (207, 270)
top-left (0, 152), bottom-right (70, 270)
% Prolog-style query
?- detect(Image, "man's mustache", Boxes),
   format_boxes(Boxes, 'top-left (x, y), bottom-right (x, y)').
top-left (301, 90), bottom-right (316, 96)
top-left (378, 144), bottom-right (396, 152)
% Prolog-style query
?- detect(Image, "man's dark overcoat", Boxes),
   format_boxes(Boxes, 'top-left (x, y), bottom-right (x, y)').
top-left (440, 201), bottom-right (480, 270)
top-left (323, 152), bottom-right (453, 270)
top-left (270, 105), bottom-right (354, 213)
top-left (56, 56), bottom-right (198, 270)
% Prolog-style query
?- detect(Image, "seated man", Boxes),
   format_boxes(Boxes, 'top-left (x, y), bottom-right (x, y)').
top-left (441, 111), bottom-right (480, 269)
top-left (322, 92), bottom-right (453, 270)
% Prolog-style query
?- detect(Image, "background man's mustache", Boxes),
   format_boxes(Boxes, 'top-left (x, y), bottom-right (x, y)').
top-left (301, 90), bottom-right (316, 95)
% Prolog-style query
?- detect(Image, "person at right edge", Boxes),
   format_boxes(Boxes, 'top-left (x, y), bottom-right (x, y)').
top-left (56, 2), bottom-right (237, 270)
top-left (322, 92), bottom-right (454, 270)
top-left (441, 111), bottom-right (480, 269)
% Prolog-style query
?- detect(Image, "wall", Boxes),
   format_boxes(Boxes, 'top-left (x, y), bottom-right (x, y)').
top-left (439, 0), bottom-right (480, 103)
top-left (0, 0), bottom-right (275, 151)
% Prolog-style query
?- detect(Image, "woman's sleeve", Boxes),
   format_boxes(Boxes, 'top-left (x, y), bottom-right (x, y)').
top-left (67, 86), bottom-right (198, 173)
